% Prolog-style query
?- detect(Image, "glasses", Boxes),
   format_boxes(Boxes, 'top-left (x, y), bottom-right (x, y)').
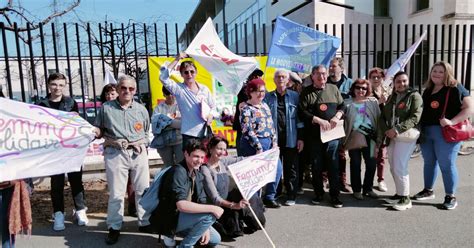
top-left (253, 90), bottom-right (266, 94)
top-left (354, 86), bottom-right (368, 91)
top-left (120, 86), bottom-right (136, 91)
top-left (183, 70), bottom-right (195, 75)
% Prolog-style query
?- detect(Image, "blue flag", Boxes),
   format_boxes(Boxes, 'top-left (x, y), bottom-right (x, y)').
top-left (267, 16), bottom-right (341, 73)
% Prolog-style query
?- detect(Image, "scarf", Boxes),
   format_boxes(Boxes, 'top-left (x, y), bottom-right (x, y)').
top-left (8, 180), bottom-right (32, 237)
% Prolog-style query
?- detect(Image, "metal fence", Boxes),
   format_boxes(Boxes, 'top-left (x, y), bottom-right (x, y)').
top-left (1, 21), bottom-right (473, 117)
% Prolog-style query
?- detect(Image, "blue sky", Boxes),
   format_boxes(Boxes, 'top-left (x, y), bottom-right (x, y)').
top-left (12, 0), bottom-right (199, 25)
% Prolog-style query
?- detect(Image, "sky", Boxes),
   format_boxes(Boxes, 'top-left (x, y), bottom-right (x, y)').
top-left (11, 0), bottom-right (199, 26)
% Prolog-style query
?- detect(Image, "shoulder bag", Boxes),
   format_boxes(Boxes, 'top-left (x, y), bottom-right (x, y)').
top-left (441, 88), bottom-right (474, 142)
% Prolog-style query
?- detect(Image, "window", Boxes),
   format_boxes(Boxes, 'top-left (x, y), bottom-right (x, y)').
top-left (415, 0), bottom-right (429, 12)
top-left (375, 0), bottom-right (389, 17)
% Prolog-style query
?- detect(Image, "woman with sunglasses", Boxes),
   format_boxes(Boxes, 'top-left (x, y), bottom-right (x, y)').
top-left (160, 52), bottom-right (215, 148)
top-left (378, 71), bottom-right (423, 211)
top-left (343, 79), bottom-right (380, 200)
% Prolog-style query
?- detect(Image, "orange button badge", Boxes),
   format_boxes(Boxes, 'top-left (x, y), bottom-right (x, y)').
top-left (398, 102), bottom-right (406, 109)
top-left (430, 101), bottom-right (440, 109)
top-left (319, 104), bottom-right (328, 111)
top-left (134, 122), bottom-right (143, 132)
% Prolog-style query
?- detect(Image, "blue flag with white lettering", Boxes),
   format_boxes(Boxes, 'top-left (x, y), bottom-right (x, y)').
top-left (267, 16), bottom-right (341, 73)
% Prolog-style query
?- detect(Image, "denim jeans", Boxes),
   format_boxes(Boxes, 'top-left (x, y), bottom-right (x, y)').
top-left (50, 170), bottom-right (86, 213)
top-left (420, 125), bottom-right (461, 195)
top-left (157, 144), bottom-right (184, 167)
top-left (239, 137), bottom-right (283, 201)
top-left (309, 138), bottom-right (340, 197)
top-left (1, 187), bottom-right (15, 248)
top-left (348, 145), bottom-right (376, 193)
top-left (176, 212), bottom-right (220, 247)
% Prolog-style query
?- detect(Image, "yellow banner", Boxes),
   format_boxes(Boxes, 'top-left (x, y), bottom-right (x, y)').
top-left (148, 56), bottom-right (276, 147)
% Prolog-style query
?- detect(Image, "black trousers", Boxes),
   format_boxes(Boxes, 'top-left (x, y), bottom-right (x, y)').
top-left (51, 170), bottom-right (86, 213)
top-left (280, 147), bottom-right (299, 200)
top-left (309, 139), bottom-right (340, 197)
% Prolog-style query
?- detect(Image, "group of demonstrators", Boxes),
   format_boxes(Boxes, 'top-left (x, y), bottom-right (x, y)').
top-left (0, 52), bottom-right (472, 247)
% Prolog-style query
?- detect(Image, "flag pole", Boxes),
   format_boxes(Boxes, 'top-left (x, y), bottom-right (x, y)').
top-left (245, 203), bottom-right (276, 248)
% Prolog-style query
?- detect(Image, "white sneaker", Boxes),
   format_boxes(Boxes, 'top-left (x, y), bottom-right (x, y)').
top-left (283, 200), bottom-right (296, 206)
top-left (53, 211), bottom-right (65, 231)
top-left (162, 235), bottom-right (176, 247)
top-left (73, 208), bottom-right (89, 226)
top-left (378, 181), bottom-right (388, 192)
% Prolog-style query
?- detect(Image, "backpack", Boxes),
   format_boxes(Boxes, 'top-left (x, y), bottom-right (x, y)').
top-left (139, 166), bottom-right (172, 216)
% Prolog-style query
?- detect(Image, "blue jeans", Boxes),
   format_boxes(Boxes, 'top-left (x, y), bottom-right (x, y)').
top-left (309, 138), bottom-right (340, 197)
top-left (176, 212), bottom-right (220, 247)
top-left (1, 187), bottom-right (15, 248)
top-left (239, 137), bottom-right (283, 201)
top-left (348, 145), bottom-right (376, 193)
top-left (420, 125), bottom-right (461, 195)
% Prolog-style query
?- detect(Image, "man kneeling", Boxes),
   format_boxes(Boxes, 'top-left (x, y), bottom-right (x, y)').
top-left (150, 140), bottom-right (223, 247)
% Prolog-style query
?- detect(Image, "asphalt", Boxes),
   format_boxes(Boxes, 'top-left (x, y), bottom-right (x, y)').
top-left (15, 153), bottom-right (474, 248)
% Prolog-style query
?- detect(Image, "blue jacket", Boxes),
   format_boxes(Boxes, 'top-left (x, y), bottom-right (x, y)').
top-left (264, 89), bottom-right (304, 148)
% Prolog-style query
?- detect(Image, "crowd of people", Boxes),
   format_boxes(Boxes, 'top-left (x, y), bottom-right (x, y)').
top-left (0, 54), bottom-right (472, 247)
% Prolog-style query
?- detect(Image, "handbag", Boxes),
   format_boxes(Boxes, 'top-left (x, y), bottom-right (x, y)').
top-left (344, 131), bottom-right (367, 150)
top-left (441, 88), bottom-right (474, 142)
top-left (394, 128), bottom-right (420, 143)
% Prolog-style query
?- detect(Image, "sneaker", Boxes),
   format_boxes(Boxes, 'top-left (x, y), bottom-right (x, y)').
top-left (162, 235), bottom-right (176, 247)
top-left (105, 228), bottom-right (120, 245)
top-left (413, 189), bottom-right (435, 200)
top-left (353, 192), bottom-right (364, 200)
top-left (340, 184), bottom-right (351, 193)
top-left (384, 194), bottom-right (403, 204)
top-left (53, 211), bottom-right (65, 231)
top-left (363, 191), bottom-right (379, 199)
top-left (284, 200), bottom-right (296, 206)
top-left (442, 195), bottom-right (458, 210)
top-left (311, 195), bottom-right (323, 205)
top-left (296, 188), bottom-right (305, 195)
top-left (331, 197), bottom-right (343, 208)
top-left (73, 208), bottom-right (89, 226)
top-left (263, 199), bottom-right (281, 208)
top-left (392, 196), bottom-right (412, 211)
top-left (377, 180), bottom-right (388, 192)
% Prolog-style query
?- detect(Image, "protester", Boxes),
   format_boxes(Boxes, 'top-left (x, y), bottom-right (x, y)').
top-left (327, 57), bottom-right (354, 192)
top-left (100, 84), bottom-right (118, 103)
top-left (37, 73), bottom-right (88, 231)
top-left (150, 140), bottom-right (223, 247)
top-left (160, 52), bottom-right (215, 148)
top-left (343, 79), bottom-right (380, 200)
top-left (94, 75), bottom-right (151, 244)
top-left (264, 69), bottom-right (304, 206)
top-left (201, 136), bottom-right (257, 238)
top-left (298, 64), bottom-right (345, 208)
top-left (369, 67), bottom-right (391, 192)
top-left (0, 180), bottom-right (32, 248)
top-left (413, 61), bottom-right (473, 210)
top-left (233, 69), bottom-right (264, 155)
top-left (150, 86), bottom-right (184, 167)
top-left (239, 78), bottom-right (283, 208)
top-left (287, 71), bottom-right (303, 94)
top-left (378, 71), bottom-right (422, 211)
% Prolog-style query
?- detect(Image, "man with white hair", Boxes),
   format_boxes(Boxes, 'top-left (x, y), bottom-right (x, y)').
top-left (94, 75), bottom-right (151, 245)
top-left (264, 69), bottom-right (304, 207)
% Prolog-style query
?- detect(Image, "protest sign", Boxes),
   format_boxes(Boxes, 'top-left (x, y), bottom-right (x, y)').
top-left (0, 98), bottom-right (94, 181)
top-left (227, 148), bottom-right (280, 200)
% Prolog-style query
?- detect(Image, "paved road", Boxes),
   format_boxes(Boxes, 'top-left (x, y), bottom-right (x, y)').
top-left (16, 154), bottom-right (474, 248)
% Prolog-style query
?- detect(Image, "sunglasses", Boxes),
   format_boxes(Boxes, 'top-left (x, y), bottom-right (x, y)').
top-left (354, 86), bottom-right (368, 91)
top-left (120, 86), bottom-right (136, 91)
top-left (183, 70), bottom-right (195, 75)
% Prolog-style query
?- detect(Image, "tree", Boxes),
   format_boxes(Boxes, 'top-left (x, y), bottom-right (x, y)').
top-left (0, 0), bottom-right (80, 42)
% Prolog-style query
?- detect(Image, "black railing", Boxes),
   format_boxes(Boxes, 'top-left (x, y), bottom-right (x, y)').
top-left (0, 22), bottom-right (473, 117)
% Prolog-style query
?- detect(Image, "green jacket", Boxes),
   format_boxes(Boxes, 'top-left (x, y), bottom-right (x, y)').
top-left (377, 88), bottom-right (423, 145)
